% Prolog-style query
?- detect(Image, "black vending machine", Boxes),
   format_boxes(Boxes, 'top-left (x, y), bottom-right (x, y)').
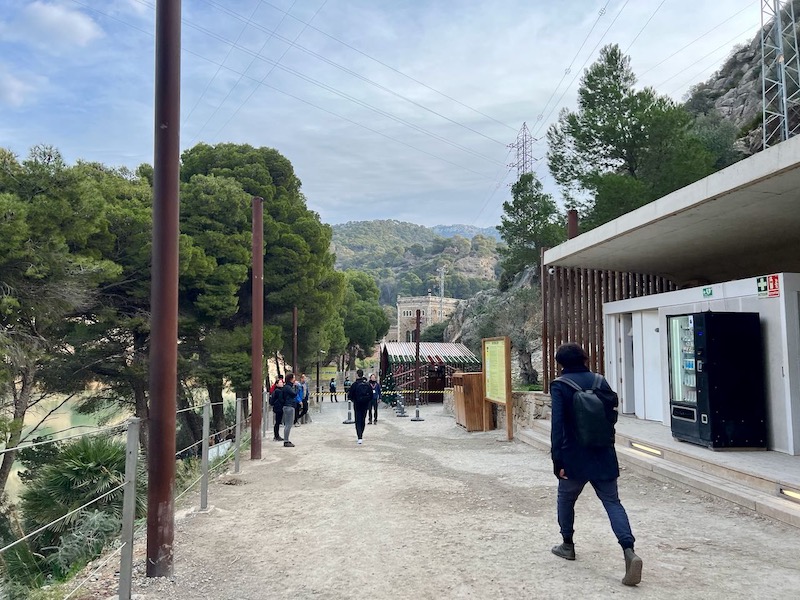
top-left (667, 311), bottom-right (767, 449)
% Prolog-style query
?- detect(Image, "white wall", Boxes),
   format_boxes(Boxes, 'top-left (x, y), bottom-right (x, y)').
top-left (604, 274), bottom-right (800, 455)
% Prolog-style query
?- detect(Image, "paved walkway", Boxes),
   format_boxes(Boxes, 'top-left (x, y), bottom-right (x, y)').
top-left (119, 403), bottom-right (799, 600)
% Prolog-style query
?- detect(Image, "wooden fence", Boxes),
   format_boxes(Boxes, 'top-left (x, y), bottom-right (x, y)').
top-left (541, 266), bottom-right (677, 389)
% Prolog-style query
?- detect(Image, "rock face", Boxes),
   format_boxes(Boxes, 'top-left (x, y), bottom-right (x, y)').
top-left (452, 255), bottom-right (498, 281)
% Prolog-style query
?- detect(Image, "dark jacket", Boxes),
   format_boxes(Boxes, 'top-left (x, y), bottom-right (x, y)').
top-left (274, 383), bottom-right (298, 411)
top-left (369, 381), bottom-right (381, 401)
top-left (550, 366), bottom-right (619, 482)
top-left (348, 377), bottom-right (372, 408)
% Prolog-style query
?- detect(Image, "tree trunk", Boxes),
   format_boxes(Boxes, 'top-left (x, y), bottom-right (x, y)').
top-left (177, 389), bottom-right (203, 443)
top-left (131, 331), bottom-right (150, 455)
top-left (206, 380), bottom-right (226, 435)
top-left (517, 349), bottom-right (539, 385)
top-left (0, 364), bottom-right (34, 494)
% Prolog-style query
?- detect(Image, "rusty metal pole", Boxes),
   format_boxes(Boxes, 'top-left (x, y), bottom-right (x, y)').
top-left (567, 209), bottom-right (579, 239)
top-left (293, 306), bottom-right (298, 372)
top-left (414, 310), bottom-right (421, 396)
top-left (251, 197), bottom-right (264, 460)
top-left (146, 0), bottom-right (181, 579)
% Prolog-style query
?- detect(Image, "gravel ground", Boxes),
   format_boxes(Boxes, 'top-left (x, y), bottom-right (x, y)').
top-left (74, 402), bottom-right (800, 599)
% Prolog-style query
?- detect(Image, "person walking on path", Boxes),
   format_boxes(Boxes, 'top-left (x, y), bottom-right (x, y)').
top-left (368, 373), bottom-right (381, 424)
top-left (348, 369), bottom-right (372, 445)
top-left (270, 378), bottom-right (285, 442)
top-left (329, 378), bottom-right (337, 402)
top-left (276, 372), bottom-right (298, 447)
top-left (549, 342), bottom-right (642, 586)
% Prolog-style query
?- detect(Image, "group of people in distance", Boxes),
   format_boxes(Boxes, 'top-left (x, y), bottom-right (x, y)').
top-left (268, 372), bottom-right (309, 448)
top-left (268, 369), bottom-right (382, 447)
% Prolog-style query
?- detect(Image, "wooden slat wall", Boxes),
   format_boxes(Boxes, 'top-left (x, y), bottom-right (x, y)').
top-left (541, 266), bottom-right (677, 389)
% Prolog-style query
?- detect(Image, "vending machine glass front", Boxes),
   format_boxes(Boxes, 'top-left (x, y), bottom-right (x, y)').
top-left (668, 315), bottom-right (697, 404)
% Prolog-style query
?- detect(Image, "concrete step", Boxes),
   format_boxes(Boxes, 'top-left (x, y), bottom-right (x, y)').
top-left (518, 421), bottom-right (800, 529)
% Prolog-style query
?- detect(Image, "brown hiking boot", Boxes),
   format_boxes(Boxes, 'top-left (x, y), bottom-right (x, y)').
top-left (551, 542), bottom-right (575, 560)
top-left (622, 548), bottom-right (642, 586)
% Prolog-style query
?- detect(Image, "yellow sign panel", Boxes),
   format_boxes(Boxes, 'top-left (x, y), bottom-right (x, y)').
top-left (319, 366), bottom-right (338, 383)
top-left (483, 338), bottom-right (508, 402)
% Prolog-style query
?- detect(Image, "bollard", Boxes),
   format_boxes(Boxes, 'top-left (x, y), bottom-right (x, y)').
top-left (410, 394), bottom-right (424, 421)
top-left (261, 390), bottom-right (267, 440)
top-left (396, 397), bottom-right (409, 417)
top-left (342, 400), bottom-right (355, 424)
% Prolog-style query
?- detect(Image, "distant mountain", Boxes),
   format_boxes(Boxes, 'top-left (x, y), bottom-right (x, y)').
top-left (432, 224), bottom-right (501, 242)
top-left (330, 220), bottom-right (500, 305)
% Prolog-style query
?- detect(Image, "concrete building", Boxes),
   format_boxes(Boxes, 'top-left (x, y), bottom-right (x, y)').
top-left (397, 294), bottom-right (460, 342)
top-left (541, 133), bottom-right (800, 456)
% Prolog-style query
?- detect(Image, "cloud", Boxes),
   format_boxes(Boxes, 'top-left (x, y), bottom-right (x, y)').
top-left (0, 66), bottom-right (42, 107)
top-left (1, 1), bottom-right (103, 51)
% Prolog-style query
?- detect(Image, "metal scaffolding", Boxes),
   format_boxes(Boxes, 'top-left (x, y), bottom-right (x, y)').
top-left (761, 0), bottom-right (800, 148)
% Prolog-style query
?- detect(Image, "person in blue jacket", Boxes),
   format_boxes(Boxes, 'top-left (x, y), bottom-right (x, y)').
top-left (549, 342), bottom-right (642, 586)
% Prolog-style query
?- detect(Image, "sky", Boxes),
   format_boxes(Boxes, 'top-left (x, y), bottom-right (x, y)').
top-left (0, 0), bottom-right (761, 228)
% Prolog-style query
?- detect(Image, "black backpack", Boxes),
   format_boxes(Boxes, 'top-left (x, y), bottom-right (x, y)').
top-left (554, 374), bottom-right (617, 447)
top-left (351, 379), bottom-right (372, 404)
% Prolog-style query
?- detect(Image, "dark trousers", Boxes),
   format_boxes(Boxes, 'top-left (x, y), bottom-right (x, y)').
top-left (273, 409), bottom-right (283, 439)
top-left (354, 403), bottom-right (369, 439)
top-left (296, 400), bottom-right (308, 423)
top-left (557, 478), bottom-right (635, 549)
top-left (368, 399), bottom-right (378, 422)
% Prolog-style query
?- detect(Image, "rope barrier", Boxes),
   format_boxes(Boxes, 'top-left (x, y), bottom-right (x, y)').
top-left (176, 406), bottom-right (203, 415)
top-left (0, 481), bottom-right (128, 555)
top-left (0, 424), bottom-right (126, 457)
top-left (62, 541), bottom-right (127, 599)
top-left (175, 473), bottom-right (205, 501)
top-left (175, 439), bottom-right (203, 458)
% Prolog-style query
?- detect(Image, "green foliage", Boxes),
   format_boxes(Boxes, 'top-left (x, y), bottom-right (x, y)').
top-left (420, 321), bottom-right (448, 342)
top-left (547, 44), bottom-right (734, 231)
top-left (496, 173), bottom-right (565, 289)
top-left (332, 222), bottom-right (499, 304)
top-left (19, 435), bottom-right (145, 547)
top-left (341, 271), bottom-right (390, 365)
top-left (47, 510), bottom-right (121, 579)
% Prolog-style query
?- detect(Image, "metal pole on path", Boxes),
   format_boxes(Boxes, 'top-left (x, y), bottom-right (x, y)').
top-left (201, 402), bottom-right (210, 510)
top-left (119, 417), bottom-right (140, 600)
top-left (410, 392), bottom-right (424, 421)
top-left (251, 196), bottom-right (264, 460)
top-left (147, 0), bottom-right (180, 577)
top-left (343, 400), bottom-right (355, 424)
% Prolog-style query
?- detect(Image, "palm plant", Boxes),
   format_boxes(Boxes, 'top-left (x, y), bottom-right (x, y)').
top-left (19, 435), bottom-right (146, 550)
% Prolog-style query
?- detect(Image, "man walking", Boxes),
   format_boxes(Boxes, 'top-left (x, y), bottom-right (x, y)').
top-left (368, 373), bottom-right (381, 424)
top-left (348, 369), bottom-right (372, 445)
top-left (550, 342), bottom-right (642, 586)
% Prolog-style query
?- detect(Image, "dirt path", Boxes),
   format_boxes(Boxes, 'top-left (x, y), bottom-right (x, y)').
top-left (85, 402), bottom-right (799, 599)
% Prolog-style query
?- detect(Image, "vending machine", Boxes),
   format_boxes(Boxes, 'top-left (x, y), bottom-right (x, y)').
top-left (667, 312), bottom-right (767, 449)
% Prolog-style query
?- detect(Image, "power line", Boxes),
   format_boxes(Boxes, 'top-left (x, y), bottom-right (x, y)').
top-left (639, 0), bottom-right (758, 77)
top-left (657, 25), bottom-right (757, 93)
top-left (532, 1), bottom-right (612, 135)
top-left (130, 0), bottom-right (505, 165)
top-left (191, 0), bottom-right (510, 146)
top-left (471, 147), bottom-right (514, 226)
top-left (70, 0), bottom-right (504, 180)
top-left (181, 0), bottom-right (266, 128)
top-left (531, 0), bottom-right (631, 139)
top-left (624, 0), bottom-right (667, 53)
top-left (200, 0), bottom-right (517, 132)
top-left (187, 0), bottom-right (305, 146)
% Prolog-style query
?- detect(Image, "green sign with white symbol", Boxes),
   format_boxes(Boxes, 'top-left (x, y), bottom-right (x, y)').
top-left (702, 287), bottom-right (713, 298)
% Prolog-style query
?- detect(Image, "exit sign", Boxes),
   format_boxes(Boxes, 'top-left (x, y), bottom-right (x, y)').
top-left (702, 287), bottom-right (713, 298)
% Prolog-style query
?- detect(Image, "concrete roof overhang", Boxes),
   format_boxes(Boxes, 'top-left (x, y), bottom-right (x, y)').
top-left (543, 135), bottom-right (800, 285)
